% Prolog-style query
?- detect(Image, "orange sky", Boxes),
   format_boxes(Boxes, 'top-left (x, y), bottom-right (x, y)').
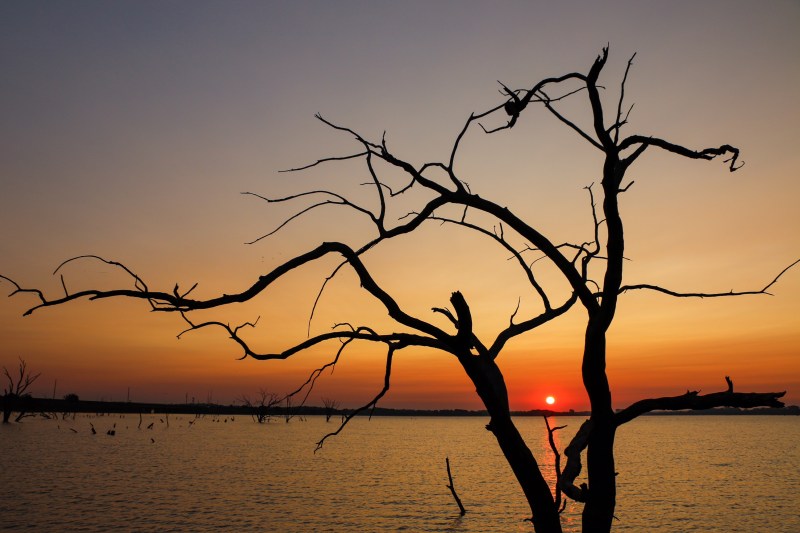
top-left (1, 1), bottom-right (798, 410)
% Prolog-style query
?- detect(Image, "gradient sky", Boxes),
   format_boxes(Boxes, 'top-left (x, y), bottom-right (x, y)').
top-left (1, 1), bottom-right (798, 410)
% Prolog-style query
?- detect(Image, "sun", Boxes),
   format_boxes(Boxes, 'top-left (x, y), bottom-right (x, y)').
top-left (545, 396), bottom-right (556, 405)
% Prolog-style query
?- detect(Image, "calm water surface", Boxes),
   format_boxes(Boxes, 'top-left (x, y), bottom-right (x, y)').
top-left (1, 415), bottom-right (798, 532)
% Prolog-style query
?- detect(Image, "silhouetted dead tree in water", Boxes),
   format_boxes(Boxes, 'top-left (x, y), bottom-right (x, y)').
top-left (321, 397), bottom-right (340, 422)
top-left (282, 396), bottom-right (293, 423)
top-left (2, 358), bottom-right (40, 423)
top-left (445, 457), bottom-right (466, 516)
top-left (239, 389), bottom-right (279, 423)
top-left (2, 48), bottom-right (796, 533)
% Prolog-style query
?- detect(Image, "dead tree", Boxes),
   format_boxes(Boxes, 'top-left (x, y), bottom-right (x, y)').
top-left (1, 48), bottom-right (795, 532)
top-left (2, 357), bottom-right (41, 423)
top-left (445, 456), bottom-right (467, 516)
top-left (240, 388), bottom-right (279, 423)
top-left (283, 395), bottom-right (294, 423)
top-left (321, 397), bottom-right (340, 422)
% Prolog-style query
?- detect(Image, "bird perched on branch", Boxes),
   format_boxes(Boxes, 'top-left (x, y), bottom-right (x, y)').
top-left (500, 83), bottom-right (536, 128)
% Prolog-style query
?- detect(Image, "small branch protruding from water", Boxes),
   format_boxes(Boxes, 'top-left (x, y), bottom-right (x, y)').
top-left (445, 456), bottom-right (466, 516)
top-left (544, 416), bottom-right (568, 513)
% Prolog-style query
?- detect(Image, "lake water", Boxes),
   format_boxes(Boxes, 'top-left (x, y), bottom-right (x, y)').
top-left (1, 414), bottom-right (798, 532)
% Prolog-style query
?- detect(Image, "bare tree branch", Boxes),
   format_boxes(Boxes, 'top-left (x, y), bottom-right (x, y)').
top-left (6, 243), bottom-right (454, 347)
top-left (619, 136), bottom-right (743, 172)
top-left (315, 344), bottom-right (395, 451)
top-left (540, 89), bottom-right (603, 150)
top-left (612, 53), bottom-right (637, 144)
top-left (279, 151), bottom-right (368, 173)
top-left (619, 259), bottom-right (800, 298)
top-left (281, 331), bottom-right (367, 409)
top-left (241, 190), bottom-right (379, 244)
top-left (544, 416), bottom-right (568, 513)
top-left (614, 377), bottom-right (786, 426)
top-left (487, 293), bottom-right (576, 359)
top-left (3, 358), bottom-right (41, 396)
top-left (429, 214), bottom-right (553, 310)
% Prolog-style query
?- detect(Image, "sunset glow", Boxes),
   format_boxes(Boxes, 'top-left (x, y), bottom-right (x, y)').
top-left (0, 2), bottom-right (798, 411)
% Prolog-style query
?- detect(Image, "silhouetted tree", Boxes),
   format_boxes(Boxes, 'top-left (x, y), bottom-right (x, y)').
top-left (239, 388), bottom-right (279, 423)
top-left (2, 358), bottom-right (41, 423)
top-left (321, 397), bottom-right (340, 422)
top-left (283, 395), bottom-right (294, 423)
top-left (2, 48), bottom-right (795, 532)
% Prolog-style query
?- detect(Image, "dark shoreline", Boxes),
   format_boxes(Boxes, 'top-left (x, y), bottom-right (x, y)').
top-left (4, 397), bottom-right (798, 418)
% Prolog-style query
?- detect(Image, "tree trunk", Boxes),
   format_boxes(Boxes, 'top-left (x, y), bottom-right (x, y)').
top-left (581, 417), bottom-right (616, 533)
top-left (458, 353), bottom-right (563, 533)
top-left (2, 395), bottom-right (15, 423)
top-left (580, 318), bottom-right (617, 532)
top-left (577, 150), bottom-right (625, 533)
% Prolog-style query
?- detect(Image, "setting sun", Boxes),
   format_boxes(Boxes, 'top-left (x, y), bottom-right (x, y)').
top-left (545, 396), bottom-right (556, 405)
